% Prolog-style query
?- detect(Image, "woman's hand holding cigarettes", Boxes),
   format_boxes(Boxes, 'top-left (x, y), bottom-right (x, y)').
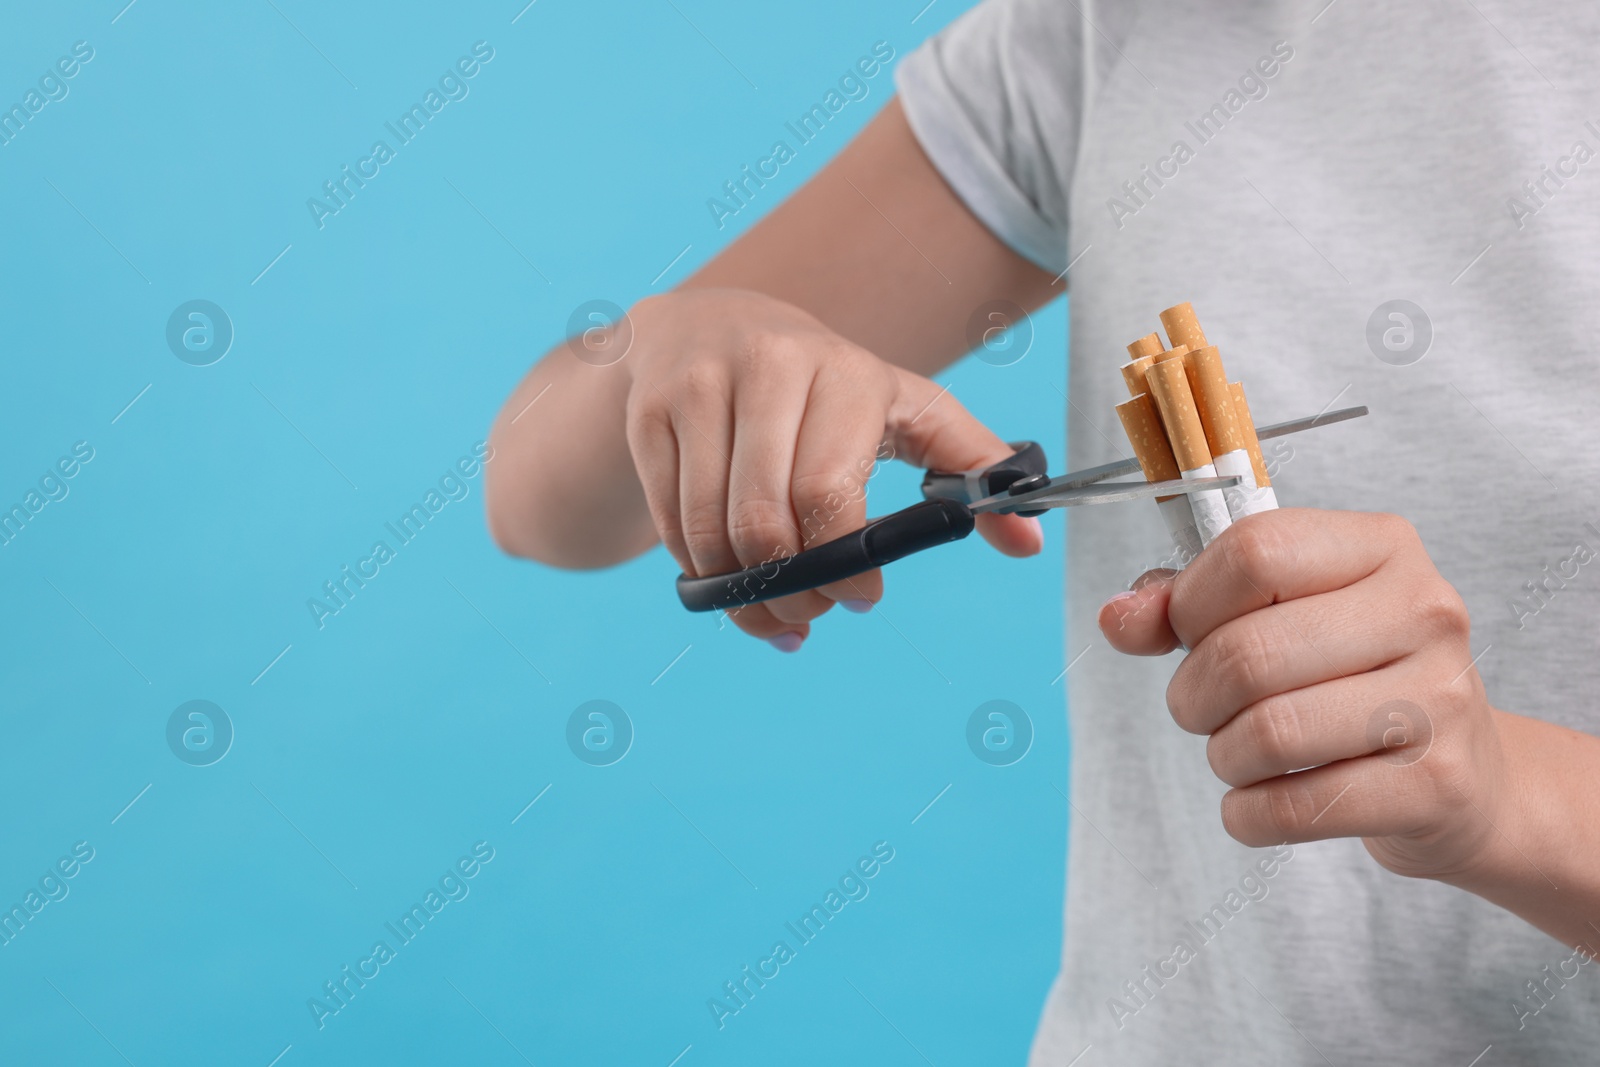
top-left (1098, 508), bottom-right (1600, 953)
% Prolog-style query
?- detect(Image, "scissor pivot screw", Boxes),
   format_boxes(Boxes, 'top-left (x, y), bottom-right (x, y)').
top-left (1006, 473), bottom-right (1050, 516)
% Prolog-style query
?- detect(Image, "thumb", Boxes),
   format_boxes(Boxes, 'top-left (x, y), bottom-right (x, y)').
top-left (885, 366), bottom-right (1042, 558)
top-left (1098, 570), bottom-right (1183, 655)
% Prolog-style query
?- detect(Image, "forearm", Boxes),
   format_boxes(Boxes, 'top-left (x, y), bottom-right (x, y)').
top-left (1441, 709), bottom-right (1600, 956)
top-left (485, 340), bottom-right (650, 568)
top-left (682, 98), bottom-right (1058, 372)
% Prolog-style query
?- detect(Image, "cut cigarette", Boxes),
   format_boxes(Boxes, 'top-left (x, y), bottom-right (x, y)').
top-left (1115, 394), bottom-right (1203, 565)
top-left (1230, 382), bottom-right (1280, 513)
top-left (1159, 302), bottom-right (1208, 353)
top-left (1146, 358), bottom-right (1232, 546)
top-left (1126, 332), bottom-right (1164, 360)
top-left (1120, 355), bottom-right (1157, 397)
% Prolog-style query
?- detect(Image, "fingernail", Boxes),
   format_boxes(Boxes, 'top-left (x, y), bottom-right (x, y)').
top-left (839, 599), bottom-right (874, 614)
top-left (1130, 568), bottom-right (1178, 592)
top-left (1025, 516), bottom-right (1043, 538)
top-left (1099, 591), bottom-right (1142, 632)
top-left (766, 632), bottom-right (805, 653)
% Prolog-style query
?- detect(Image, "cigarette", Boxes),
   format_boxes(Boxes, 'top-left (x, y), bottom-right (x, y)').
top-left (1144, 359), bottom-right (1209, 470)
top-left (1184, 346), bottom-right (1273, 520)
top-left (1180, 347), bottom-right (1243, 453)
top-left (1145, 358), bottom-right (1232, 546)
top-left (1229, 382), bottom-right (1280, 511)
top-left (1159, 302), bottom-right (1208, 353)
top-left (1120, 355), bottom-right (1156, 397)
top-left (1122, 344), bottom-right (1187, 397)
top-left (1115, 393), bottom-right (1203, 565)
top-left (1127, 333), bottom-right (1164, 360)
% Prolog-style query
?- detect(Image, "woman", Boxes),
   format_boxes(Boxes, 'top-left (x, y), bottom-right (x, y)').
top-left (487, 2), bottom-right (1600, 1061)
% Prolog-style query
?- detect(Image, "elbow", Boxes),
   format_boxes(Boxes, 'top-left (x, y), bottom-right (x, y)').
top-left (484, 490), bottom-right (534, 561)
top-left (483, 466), bottom-right (642, 570)
top-left (483, 465), bottom-right (562, 564)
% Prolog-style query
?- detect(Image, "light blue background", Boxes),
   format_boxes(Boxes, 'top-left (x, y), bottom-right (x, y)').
top-left (0, 2), bottom-right (1074, 1064)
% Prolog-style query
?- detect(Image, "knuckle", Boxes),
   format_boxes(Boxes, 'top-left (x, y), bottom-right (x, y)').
top-left (1264, 780), bottom-right (1318, 838)
top-left (1219, 516), bottom-right (1290, 589)
top-left (1411, 579), bottom-right (1471, 639)
top-left (822, 340), bottom-right (880, 383)
top-left (1204, 731), bottom-right (1243, 787)
top-left (648, 500), bottom-right (685, 548)
top-left (1414, 728), bottom-right (1471, 796)
top-left (679, 499), bottom-right (731, 562)
top-left (1164, 662), bottom-right (1203, 729)
top-left (1218, 787), bottom-right (1293, 846)
top-left (1218, 790), bottom-right (1254, 843)
top-left (1204, 732), bottom-right (1229, 782)
top-left (731, 335), bottom-right (771, 376)
top-left (1246, 694), bottom-right (1302, 774)
top-left (790, 467), bottom-right (842, 508)
top-left (675, 362), bottom-right (727, 408)
top-left (1166, 573), bottom-right (1199, 637)
top-left (735, 330), bottom-right (816, 376)
top-left (1165, 672), bottom-right (1196, 731)
top-left (624, 388), bottom-right (668, 438)
top-left (726, 498), bottom-right (796, 563)
top-left (1207, 623), bottom-right (1270, 702)
top-left (790, 470), bottom-right (857, 546)
top-left (1380, 511), bottom-right (1421, 549)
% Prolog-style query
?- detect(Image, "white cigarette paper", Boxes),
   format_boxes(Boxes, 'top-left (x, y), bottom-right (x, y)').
top-left (1157, 495), bottom-right (1204, 566)
top-left (1213, 448), bottom-right (1277, 518)
top-left (1179, 463), bottom-right (1233, 545)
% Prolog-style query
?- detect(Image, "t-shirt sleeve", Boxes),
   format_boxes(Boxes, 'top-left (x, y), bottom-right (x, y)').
top-left (895, 0), bottom-right (1085, 275)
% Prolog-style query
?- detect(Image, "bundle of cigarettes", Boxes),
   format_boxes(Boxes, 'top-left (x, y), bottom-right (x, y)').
top-left (1114, 303), bottom-right (1277, 567)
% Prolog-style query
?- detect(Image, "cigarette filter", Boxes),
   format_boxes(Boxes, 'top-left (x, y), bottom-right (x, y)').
top-left (1126, 343), bottom-right (1189, 396)
top-left (1160, 302), bottom-right (1208, 353)
top-left (1145, 359), bottom-right (1211, 471)
top-left (1120, 355), bottom-right (1157, 397)
top-left (1126, 332), bottom-right (1164, 360)
top-left (1114, 393), bottom-right (1182, 489)
top-left (1146, 359), bottom-right (1232, 545)
top-left (1182, 347), bottom-right (1245, 455)
top-left (1230, 381), bottom-right (1280, 511)
top-left (1115, 394), bottom-right (1203, 565)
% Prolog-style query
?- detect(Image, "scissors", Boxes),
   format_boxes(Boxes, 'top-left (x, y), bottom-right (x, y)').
top-left (676, 405), bottom-right (1368, 612)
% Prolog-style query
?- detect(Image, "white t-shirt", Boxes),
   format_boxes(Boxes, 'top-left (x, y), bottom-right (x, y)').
top-left (899, 1), bottom-right (1600, 1063)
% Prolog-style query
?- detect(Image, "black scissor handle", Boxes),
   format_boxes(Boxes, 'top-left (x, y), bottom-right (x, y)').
top-left (920, 441), bottom-right (1048, 504)
top-left (675, 497), bottom-right (976, 613)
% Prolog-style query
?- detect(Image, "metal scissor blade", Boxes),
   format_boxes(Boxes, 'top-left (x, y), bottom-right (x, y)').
top-left (972, 475), bottom-right (1239, 514)
top-left (1257, 404), bottom-right (1369, 442)
top-left (1017, 404), bottom-right (1370, 494)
